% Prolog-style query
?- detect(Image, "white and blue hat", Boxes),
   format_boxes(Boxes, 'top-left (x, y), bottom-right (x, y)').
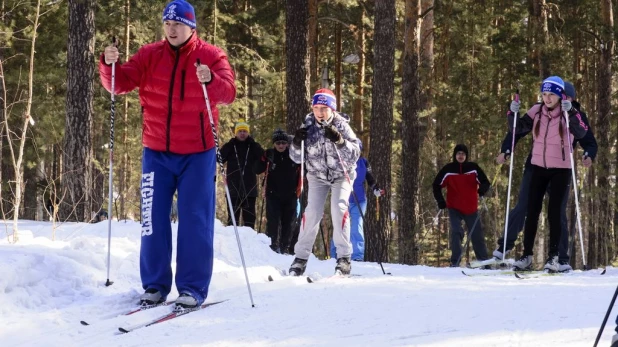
top-left (312, 88), bottom-right (337, 111)
top-left (162, 0), bottom-right (196, 29)
top-left (540, 76), bottom-right (565, 97)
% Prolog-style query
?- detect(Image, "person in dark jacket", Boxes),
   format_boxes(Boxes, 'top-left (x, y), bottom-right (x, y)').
top-left (220, 119), bottom-right (264, 229)
top-left (507, 76), bottom-right (588, 271)
top-left (100, 0), bottom-right (236, 309)
top-left (495, 81), bottom-right (596, 272)
top-left (433, 144), bottom-right (490, 267)
top-left (329, 140), bottom-right (383, 261)
top-left (254, 129), bottom-right (301, 254)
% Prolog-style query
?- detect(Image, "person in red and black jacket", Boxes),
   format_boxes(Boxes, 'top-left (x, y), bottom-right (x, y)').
top-left (433, 144), bottom-right (490, 267)
top-left (99, 0), bottom-right (236, 310)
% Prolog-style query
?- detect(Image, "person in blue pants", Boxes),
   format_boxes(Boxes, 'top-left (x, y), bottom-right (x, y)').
top-left (493, 82), bottom-right (597, 272)
top-left (330, 141), bottom-right (383, 261)
top-left (100, 0), bottom-right (236, 309)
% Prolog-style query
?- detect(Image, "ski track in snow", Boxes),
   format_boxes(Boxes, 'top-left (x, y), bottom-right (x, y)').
top-left (0, 219), bottom-right (616, 347)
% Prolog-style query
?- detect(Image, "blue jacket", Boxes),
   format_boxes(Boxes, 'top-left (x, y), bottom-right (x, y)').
top-left (351, 157), bottom-right (377, 203)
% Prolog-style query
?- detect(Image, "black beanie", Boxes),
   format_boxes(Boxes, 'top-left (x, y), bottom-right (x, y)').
top-left (272, 128), bottom-right (288, 143)
top-left (452, 144), bottom-right (469, 162)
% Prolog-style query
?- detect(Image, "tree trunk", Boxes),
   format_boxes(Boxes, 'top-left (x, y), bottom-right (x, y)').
top-left (399, 0), bottom-right (422, 265)
top-left (62, 0), bottom-right (95, 222)
top-left (352, 7), bottom-right (366, 143)
top-left (119, 0), bottom-right (131, 221)
top-left (531, 0), bottom-right (550, 77)
top-left (594, 0), bottom-right (614, 268)
top-left (365, 1), bottom-right (396, 263)
top-left (285, 0), bottom-right (309, 133)
top-left (307, 0), bottom-right (319, 92)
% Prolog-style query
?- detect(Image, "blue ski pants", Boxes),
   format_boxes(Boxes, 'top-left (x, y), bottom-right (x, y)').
top-left (140, 147), bottom-right (216, 305)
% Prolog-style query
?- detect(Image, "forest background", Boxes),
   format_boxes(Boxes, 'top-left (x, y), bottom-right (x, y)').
top-left (1, 0), bottom-right (616, 269)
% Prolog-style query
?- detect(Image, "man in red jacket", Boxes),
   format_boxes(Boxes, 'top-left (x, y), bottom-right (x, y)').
top-left (99, 0), bottom-right (236, 310)
top-left (432, 144), bottom-right (490, 267)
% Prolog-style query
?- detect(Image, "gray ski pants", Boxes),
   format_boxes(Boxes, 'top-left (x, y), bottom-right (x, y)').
top-left (293, 173), bottom-right (353, 260)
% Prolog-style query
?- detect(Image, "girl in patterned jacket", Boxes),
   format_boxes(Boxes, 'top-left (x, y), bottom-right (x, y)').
top-left (287, 89), bottom-right (361, 276)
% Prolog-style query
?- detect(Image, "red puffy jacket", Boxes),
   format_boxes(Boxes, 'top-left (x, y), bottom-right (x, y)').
top-left (99, 33), bottom-right (236, 154)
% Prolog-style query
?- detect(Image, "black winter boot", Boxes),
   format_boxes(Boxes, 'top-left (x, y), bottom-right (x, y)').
top-left (335, 257), bottom-right (351, 275)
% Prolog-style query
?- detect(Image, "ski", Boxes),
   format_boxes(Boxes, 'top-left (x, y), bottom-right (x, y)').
top-left (307, 273), bottom-right (361, 283)
top-left (468, 258), bottom-right (513, 269)
top-left (461, 270), bottom-right (522, 277)
top-left (268, 274), bottom-right (311, 283)
top-left (80, 301), bottom-right (175, 326)
top-left (117, 299), bottom-right (228, 333)
top-left (514, 268), bottom-right (607, 279)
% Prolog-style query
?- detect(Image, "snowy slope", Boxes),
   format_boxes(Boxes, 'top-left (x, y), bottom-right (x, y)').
top-left (0, 219), bottom-right (616, 347)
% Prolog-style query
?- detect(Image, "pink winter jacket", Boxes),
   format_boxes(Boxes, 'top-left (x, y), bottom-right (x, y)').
top-left (524, 104), bottom-right (588, 169)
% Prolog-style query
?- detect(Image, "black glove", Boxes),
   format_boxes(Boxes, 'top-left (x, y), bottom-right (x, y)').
top-left (437, 201), bottom-right (447, 209)
top-left (293, 127), bottom-right (308, 147)
top-left (478, 187), bottom-right (489, 197)
top-left (266, 150), bottom-right (274, 163)
top-left (324, 124), bottom-right (344, 145)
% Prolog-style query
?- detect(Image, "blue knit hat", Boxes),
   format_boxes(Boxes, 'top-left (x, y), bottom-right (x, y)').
top-left (162, 1), bottom-right (196, 29)
top-left (540, 76), bottom-right (565, 97)
top-left (564, 82), bottom-right (576, 100)
top-left (312, 89), bottom-right (337, 111)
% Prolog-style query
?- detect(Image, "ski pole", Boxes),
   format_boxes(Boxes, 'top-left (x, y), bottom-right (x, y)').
top-left (562, 95), bottom-right (587, 270)
top-left (257, 162), bottom-right (268, 234)
top-left (456, 197), bottom-right (488, 267)
top-left (104, 36), bottom-right (117, 287)
top-left (197, 59), bottom-right (255, 307)
top-left (332, 143), bottom-right (391, 275)
top-left (502, 87), bottom-right (519, 262)
top-left (593, 284), bottom-right (618, 347)
top-left (433, 209), bottom-right (443, 227)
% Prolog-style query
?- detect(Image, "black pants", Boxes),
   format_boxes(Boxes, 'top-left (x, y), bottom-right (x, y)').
top-left (448, 208), bottom-right (488, 265)
top-left (523, 166), bottom-right (571, 257)
top-left (227, 196), bottom-right (257, 229)
top-left (266, 196), bottom-right (297, 254)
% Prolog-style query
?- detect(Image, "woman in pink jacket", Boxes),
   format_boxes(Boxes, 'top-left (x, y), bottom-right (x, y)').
top-left (507, 76), bottom-right (588, 272)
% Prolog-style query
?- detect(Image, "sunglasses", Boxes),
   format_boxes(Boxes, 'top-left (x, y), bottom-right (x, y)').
top-left (275, 141), bottom-right (288, 145)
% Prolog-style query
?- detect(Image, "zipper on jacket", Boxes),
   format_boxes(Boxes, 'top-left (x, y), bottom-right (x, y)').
top-left (200, 111), bottom-right (206, 149)
top-left (166, 50), bottom-right (181, 152)
top-left (180, 70), bottom-right (185, 101)
top-left (542, 115), bottom-right (552, 168)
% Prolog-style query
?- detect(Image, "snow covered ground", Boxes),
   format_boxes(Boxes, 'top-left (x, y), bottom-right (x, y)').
top-left (0, 219), bottom-right (616, 347)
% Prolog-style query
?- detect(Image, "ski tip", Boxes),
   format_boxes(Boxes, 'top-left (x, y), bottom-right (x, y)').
top-left (118, 327), bottom-right (130, 334)
top-left (268, 275), bottom-right (274, 282)
top-left (601, 268), bottom-right (607, 275)
top-left (461, 270), bottom-right (471, 277)
top-left (306, 276), bottom-right (313, 283)
top-left (514, 273), bottom-right (524, 279)
top-left (80, 320), bottom-right (90, 326)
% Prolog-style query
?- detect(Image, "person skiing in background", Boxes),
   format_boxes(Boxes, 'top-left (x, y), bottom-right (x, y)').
top-left (100, 0), bottom-right (236, 309)
top-left (253, 129), bottom-right (301, 254)
top-left (220, 120), bottom-right (264, 229)
top-left (329, 140), bottom-right (384, 261)
top-left (288, 88), bottom-right (361, 276)
top-left (493, 81), bottom-right (597, 272)
top-left (432, 144), bottom-right (491, 267)
top-left (507, 76), bottom-right (588, 272)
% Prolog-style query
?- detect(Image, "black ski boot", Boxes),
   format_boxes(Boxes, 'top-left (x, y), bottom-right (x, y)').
top-left (335, 257), bottom-right (351, 275)
top-left (289, 257), bottom-right (308, 276)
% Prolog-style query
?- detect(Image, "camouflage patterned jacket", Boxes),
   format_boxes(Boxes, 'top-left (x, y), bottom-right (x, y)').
top-left (289, 112), bottom-right (361, 182)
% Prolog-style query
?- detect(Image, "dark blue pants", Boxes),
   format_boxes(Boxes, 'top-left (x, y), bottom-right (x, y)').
top-left (497, 164), bottom-right (571, 261)
top-left (140, 147), bottom-right (216, 305)
top-left (448, 208), bottom-right (488, 265)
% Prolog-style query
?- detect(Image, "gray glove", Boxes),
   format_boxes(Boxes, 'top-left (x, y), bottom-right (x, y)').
top-left (510, 100), bottom-right (520, 114)
top-left (561, 99), bottom-right (572, 112)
